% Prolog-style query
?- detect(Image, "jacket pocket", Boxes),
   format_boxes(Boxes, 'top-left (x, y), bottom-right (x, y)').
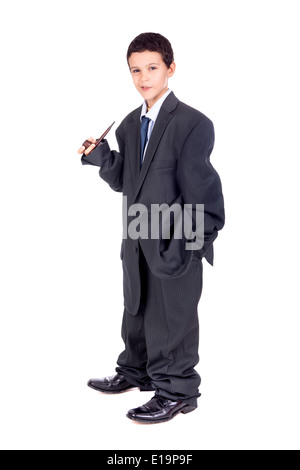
top-left (151, 159), bottom-right (178, 170)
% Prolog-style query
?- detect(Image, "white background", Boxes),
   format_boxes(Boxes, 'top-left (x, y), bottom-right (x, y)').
top-left (0, 0), bottom-right (299, 450)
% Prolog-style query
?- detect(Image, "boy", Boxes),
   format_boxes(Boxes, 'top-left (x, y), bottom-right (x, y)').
top-left (77, 33), bottom-right (225, 424)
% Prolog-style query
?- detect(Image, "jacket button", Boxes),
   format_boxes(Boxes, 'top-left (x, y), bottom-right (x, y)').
top-left (135, 247), bottom-right (138, 253)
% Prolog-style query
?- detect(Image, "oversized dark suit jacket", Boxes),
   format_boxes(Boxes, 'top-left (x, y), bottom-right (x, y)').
top-left (82, 92), bottom-right (225, 316)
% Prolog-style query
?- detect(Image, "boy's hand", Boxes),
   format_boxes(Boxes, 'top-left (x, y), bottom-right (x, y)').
top-left (77, 137), bottom-right (97, 155)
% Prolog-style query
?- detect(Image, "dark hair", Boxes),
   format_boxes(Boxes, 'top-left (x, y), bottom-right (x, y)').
top-left (127, 32), bottom-right (174, 68)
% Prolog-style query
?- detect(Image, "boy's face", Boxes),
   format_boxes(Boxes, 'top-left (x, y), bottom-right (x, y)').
top-left (129, 51), bottom-right (176, 108)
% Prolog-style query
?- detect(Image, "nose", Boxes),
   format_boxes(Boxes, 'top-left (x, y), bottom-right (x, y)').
top-left (140, 70), bottom-right (150, 82)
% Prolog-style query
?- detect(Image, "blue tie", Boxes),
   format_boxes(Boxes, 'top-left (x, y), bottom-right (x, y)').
top-left (140, 117), bottom-right (151, 166)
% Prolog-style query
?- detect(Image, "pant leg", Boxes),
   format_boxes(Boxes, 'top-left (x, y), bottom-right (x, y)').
top-left (116, 308), bottom-right (153, 390)
top-left (143, 253), bottom-right (204, 408)
top-left (116, 249), bottom-right (153, 390)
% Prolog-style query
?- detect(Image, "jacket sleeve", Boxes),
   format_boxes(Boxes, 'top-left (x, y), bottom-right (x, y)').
top-left (178, 118), bottom-right (225, 262)
top-left (81, 130), bottom-right (125, 193)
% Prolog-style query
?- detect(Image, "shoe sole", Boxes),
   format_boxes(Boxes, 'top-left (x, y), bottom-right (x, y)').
top-left (87, 383), bottom-right (154, 394)
top-left (126, 405), bottom-right (196, 424)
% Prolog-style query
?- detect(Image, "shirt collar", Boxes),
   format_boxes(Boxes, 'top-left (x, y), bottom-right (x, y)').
top-left (140, 89), bottom-right (172, 123)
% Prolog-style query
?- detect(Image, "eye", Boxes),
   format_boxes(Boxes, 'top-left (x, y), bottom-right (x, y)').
top-left (149, 67), bottom-right (157, 71)
top-left (132, 69), bottom-right (140, 74)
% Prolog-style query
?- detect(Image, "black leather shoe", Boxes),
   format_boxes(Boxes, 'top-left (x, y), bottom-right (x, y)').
top-left (87, 374), bottom-right (153, 394)
top-left (127, 394), bottom-right (196, 424)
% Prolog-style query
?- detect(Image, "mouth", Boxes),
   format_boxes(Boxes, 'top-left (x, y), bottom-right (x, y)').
top-left (141, 86), bottom-right (152, 92)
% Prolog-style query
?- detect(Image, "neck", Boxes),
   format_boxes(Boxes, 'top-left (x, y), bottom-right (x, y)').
top-left (146, 87), bottom-right (169, 110)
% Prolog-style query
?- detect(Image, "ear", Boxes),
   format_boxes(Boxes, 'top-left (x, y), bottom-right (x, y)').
top-left (168, 62), bottom-right (176, 78)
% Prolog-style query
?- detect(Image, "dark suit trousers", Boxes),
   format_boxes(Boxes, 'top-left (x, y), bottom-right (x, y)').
top-left (116, 245), bottom-right (203, 408)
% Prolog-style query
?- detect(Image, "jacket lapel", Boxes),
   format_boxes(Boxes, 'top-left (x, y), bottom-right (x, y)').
top-left (130, 92), bottom-right (179, 203)
top-left (133, 109), bottom-right (173, 202)
top-left (127, 110), bottom-right (142, 189)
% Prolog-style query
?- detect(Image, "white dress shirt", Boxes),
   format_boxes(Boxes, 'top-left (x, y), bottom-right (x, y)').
top-left (140, 89), bottom-right (172, 161)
